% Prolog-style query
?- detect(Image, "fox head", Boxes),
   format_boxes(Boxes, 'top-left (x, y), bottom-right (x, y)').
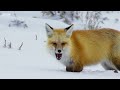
top-left (45, 23), bottom-right (74, 61)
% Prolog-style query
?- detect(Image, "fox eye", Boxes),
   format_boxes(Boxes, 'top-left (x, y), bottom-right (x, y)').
top-left (52, 42), bottom-right (57, 46)
top-left (62, 42), bottom-right (66, 46)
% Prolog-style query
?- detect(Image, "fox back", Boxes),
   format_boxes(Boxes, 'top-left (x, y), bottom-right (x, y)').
top-left (70, 29), bottom-right (120, 66)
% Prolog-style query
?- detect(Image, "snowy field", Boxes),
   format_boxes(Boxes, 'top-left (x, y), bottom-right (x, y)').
top-left (0, 11), bottom-right (120, 79)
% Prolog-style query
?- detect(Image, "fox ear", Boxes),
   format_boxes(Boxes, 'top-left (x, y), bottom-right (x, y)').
top-left (65, 24), bottom-right (74, 37)
top-left (45, 23), bottom-right (54, 37)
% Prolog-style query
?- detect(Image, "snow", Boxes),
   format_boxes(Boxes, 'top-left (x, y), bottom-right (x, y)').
top-left (0, 11), bottom-right (120, 79)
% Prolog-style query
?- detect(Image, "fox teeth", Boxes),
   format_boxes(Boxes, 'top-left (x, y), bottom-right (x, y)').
top-left (55, 53), bottom-right (62, 60)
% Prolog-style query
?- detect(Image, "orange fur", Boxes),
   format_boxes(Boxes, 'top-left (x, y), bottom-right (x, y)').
top-left (47, 28), bottom-right (120, 72)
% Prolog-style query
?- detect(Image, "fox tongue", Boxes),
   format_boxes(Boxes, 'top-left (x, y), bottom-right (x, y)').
top-left (55, 53), bottom-right (62, 60)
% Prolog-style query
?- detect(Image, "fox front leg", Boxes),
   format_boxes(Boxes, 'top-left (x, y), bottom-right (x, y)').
top-left (66, 59), bottom-right (83, 72)
top-left (66, 65), bottom-right (83, 72)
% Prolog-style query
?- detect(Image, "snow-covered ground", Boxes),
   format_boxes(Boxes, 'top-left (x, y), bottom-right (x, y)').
top-left (0, 11), bottom-right (120, 79)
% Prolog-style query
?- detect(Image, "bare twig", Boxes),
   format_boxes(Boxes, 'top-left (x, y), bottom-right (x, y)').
top-left (8, 42), bottom-right (12, 49)
top-left (3, 38), bottom-right (6, 48)
top-left (18, 42), bottom-right (23, 50)
top-left (35, 34), bottom-right (37, 40)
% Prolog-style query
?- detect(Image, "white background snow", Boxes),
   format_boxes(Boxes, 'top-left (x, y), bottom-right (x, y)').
top-left (0, 11), bottom-right (120, 79)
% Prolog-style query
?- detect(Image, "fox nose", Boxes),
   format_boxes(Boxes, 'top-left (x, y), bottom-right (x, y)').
top-left (58, 50), bottom-right (61, 53)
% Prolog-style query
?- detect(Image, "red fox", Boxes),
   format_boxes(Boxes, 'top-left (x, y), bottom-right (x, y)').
top-left (45, 23), bottom-right (120, 73)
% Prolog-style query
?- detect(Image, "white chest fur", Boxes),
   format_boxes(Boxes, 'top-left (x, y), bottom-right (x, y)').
top-left (59, 55), bottom-right (71, 66)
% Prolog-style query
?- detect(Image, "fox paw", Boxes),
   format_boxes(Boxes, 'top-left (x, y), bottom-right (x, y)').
top-left (66, 67), bottom-right (83, 72)
top-left (114, 70), bottom-right (118, 73)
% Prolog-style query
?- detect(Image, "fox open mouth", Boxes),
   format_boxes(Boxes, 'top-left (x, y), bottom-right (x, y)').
top-left (55, 53), bottom-right (62, 60)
